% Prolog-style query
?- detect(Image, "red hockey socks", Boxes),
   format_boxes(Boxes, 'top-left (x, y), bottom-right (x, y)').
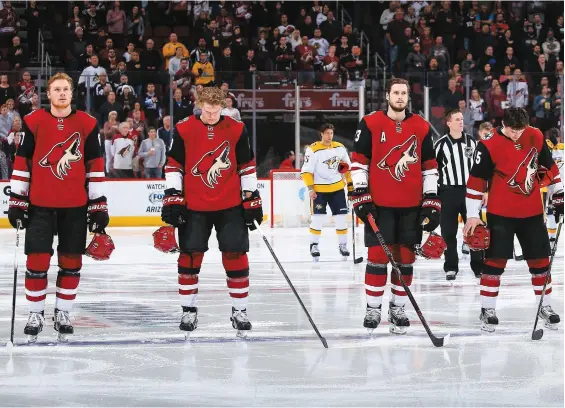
top-left (178, 252), bottom-right (203, 308)
top-left (480, 259), bottom-right (506, 309)
top-left (528, 259), bottom-right (552, 305)
top-left (25, 253), bottom-right (51, 313)
top-left (222, 252), bottom-right (250, 310)
top-left (55, 253), bottom-right (82, 312)
top-left (365, 246), bottom-right (388, 308)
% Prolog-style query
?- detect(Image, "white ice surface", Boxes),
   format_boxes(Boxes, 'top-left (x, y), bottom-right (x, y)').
top-left (0, 226), bottom-right (563, 407)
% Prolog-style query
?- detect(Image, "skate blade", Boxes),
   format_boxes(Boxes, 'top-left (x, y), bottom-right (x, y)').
top-left (57, 333), bottom-right (70, 343)
top-left (480, 323), bottom-right (496, 333)
top-left (341, 256), bottom-right (348, 261)
top-left (544, 321), bottom-right (559, 330)
top-left (389, 325), bottom-right (407, 335)
top-left (312, 256), bottom-right (320, 262)
top-left (26, 335), bottom-right (38, 344)
top-left (236, 330), bottom-right (249, 338)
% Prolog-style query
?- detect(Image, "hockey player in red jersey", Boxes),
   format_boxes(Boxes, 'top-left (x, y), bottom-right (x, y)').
top-left (350, 78), bottom-right (441, 334)
top-left (159, 87), bottom-right (262, 337)
top-left (8, 73), bottom-right (109, 342)
top-left (463, 107), bottom-right (564, 332)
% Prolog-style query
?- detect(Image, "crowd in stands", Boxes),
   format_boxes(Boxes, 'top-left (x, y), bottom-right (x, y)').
top-left (0, 1), bottom-right (562, 179)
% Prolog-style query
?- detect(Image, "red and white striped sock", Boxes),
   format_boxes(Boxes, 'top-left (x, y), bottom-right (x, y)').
top-left (532, 273), bottom-right (552, 305)
top-left (365, 262), bottom-right (387, 308)
top-left (480, 274), bottom-right (501, 309)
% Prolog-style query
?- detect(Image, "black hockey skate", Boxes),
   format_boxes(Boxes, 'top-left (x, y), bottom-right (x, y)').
top-left (338, 244), bottom-right (350, 260)
top-left (53, 309), bottom-right (74, 342)
top-left (231, 307), bottom-right (252, 338)
top-left (446, 270), bottom-right (458, 281)
top-left (363, 305), bottom-right (382, 333)
top-left (310, 243), bottom-right (320, 262)
top-left (24, 311), bottom-right (45, 343)
top-left (388, 302), bottom-right (410, 334)
top-left (480, 307), bottom-right (498, 332)
top-left (180, 306), bottom-right (198, 338)
top-left (538, 305), bottom-right (560, 330)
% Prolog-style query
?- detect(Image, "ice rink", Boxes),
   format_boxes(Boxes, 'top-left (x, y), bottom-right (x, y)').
top-left (0, 226), bottom-right (563, 407)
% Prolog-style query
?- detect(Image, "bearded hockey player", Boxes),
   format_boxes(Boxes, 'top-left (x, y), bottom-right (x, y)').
top-left (160, 87), bottom-right (262, 337)
top-left (301, 123), bottom-right (352, 261)
top-left (8, 72), bottom-right (109, 342)
top-left (350, 78), bottom-right (442, 334)
top-left (463, 108), bottom-right (564, 332)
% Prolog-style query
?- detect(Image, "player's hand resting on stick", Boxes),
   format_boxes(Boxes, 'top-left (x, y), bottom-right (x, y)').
top-left (553, 191), bottom-right (564, 220)
top-left (161, 188), bottom-right (188, 227)
top-left (242, 190), bottom-right (263, 231)
top-left (8, 193), bottom-right (29, 229)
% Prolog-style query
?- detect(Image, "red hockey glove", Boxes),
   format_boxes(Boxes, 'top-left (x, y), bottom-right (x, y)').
top-left (8, 193), bottom-right (29, 229)
top-left (552, 192), bottom-right (564, 221)
top-left (351, 188), bottom-right (377, 223)
top-left (463, 224), bottom-right (490, 251)
top-left (153, 226), bottom-right (180, 253)
top-left (419, 194), bottom-right (441, 232)
top-left (161, 189), bottom-right (188, 227)
top-left (536, 167), bottom-right (554, 188)
top-left (242, 190), bottom-right (263, 231)
top-left (418, 232), bottom-right (447, 259)
top-left (87, 196), bottom-right (109, 233)
top-left (338, 161), bottom-right (350, 174)
top-left (85, 232), bottom-right (115, 261)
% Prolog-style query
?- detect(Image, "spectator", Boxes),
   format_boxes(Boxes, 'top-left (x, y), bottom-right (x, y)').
top-left (429, 36), bottom-right (450, 71)
top-left (163, 33), bottom-right (189, 70)
top-left (25, 1), bottom-right (42, 61)
top-left (126, 5), bottom-right (145, 48)
top-left (478, 46), bottom-right (497, 76)
top-left (397, 27), bottom-right (417, 73)
top-left (476, 3), bottom-right (494, 26)
top-left (7, 36), bottom-right (27, 70)
top-left (419, 26), bottom-right (434, 57)
top-left (6, 115), bottom-right (22, 168)
top-left (309, 28), bottom-right (329, 58)
top-left (279, 151), bottom-right (295, 169)
top-left (435, 1), bottom-right (457, 57)
top-left (295, 35), bottom-right (317, 85)
top-left (426, 58), bottom-right (447, 105)
top-left (128, 102), bottom-right (145, 122)
top-left (254, 30), bottom-right (270, 70)
top-left (141, 83), bottom-right (163, 127)
top-left (499, 65), bottom-right (513, 93)
top-left (448, 64), bottom-right (463, 88)
top-left (336, 35), bottom-right (351, 60)
top-left (0, 75), bottom-right (16, 106)
top-left (320, 11), bottom-right (341, 45)
top-left (461, 52), bottom-right (477, 78)
top-left (506, 69), bottom-right (529, 108)
top-left (297, 15), bottom-right (315, 39)
top-left (228, 25), bottom-right (247, 60)
top-left (5, 99), bottom-right (19, 122)
top-left (458, 100), bottom-right (475, 135)
top-left (241, 48), bottom-right (258, 89)
top-left (93, 72), bottom-right (114, 111)
top-left (341, 46), bottom-right (366, 91)
top-left (462, 9), bottom-right (477, 51)
top-left (103, 111), bottom-right (120, 173)
top-left (501, 47), bottom-right (520, 71)
top-left (203, 19), bottom-right (222, 59)
top-left (405, 6), bottom-right (417, 26)
top-left (0, 104), bottom-right (13, 139)
top-left (484, 78), bottom-right (500, 110)
top-left (221, 96), bottom-right (241, 121)
top-left (106, 1), bottom-right (127, 49)
top-left (288, 29), bottom-right (302, 51)
top-left (488, 84), bottom-right (507, 125)
top-left (118, 86), bottom-right (136, 116)
top-left (217, 46), bottom-right (237, 89)
top-left (77, 44), bottom-right (96, 72)
top-left (125, 50), bottom-right (143, 94)
top-left (16, 71), bottom-right (35, 117)
top-left (137, 127), bottom-right (166, 178)
top-left (379, 2), bottom-right (398, 33)
top-left (168, 47), bottom-right (185, 76)
top-left (131, 109), bottom-right (146, 142)
top-left (316, 4), bottom-right (330, 27)
top-left (78, 55), bottom-right (107, 89)
top-left (30, 93), bottom-right (40, 113)
top-left (412, 1), bottom-right (429, 20)
top-left (0, 1), bottom-right (19, 45)
top-left (111, 121), bottom-right (135, 178)
top-left (122, 42), bottom-right (135, 62)
top-left (386, 9), bottom-right (411, 72)
top-left (99, 91), bottom-right (123, 124)
top-left (533, 85), bottom-right (554, 133)
top-left (320, 44), bottom-right (341, 88)
top-left (84, 3), bottom-right (103, 43)
top-left (552, 86), bottom-right (562, 125)
top-left (405, 43), bottom-right (427, 84)
top-left (174, 58), bottom-right (193, 97)
top-left (474, 24), bottom-right (497, 60)
top-left (532, 13), bottom-right (548, 43)
top-left (477, 121), bottom-right (494, 140)
top-left (141, 39), bottom-right (163, 75)
top-left (68, 5), bottom-right (84, 34)
top-left (192, 52), bottom-right (215, 86)
top-left (102, 48), bottom-right (121, 72)
top-left (550, 60), bottom-right (564, 91)
top-left (468, 88), bottom-right (487, 130)
top-left (441, 79), bottom-right (464, 109)
top-left (158, 115), bottom-right (173, 148)
top-left (98, 38), bottom-right (114, 63)
top-left (543, 28), bottom-right (561, 61)
top-left (190, 38), bottom-right (215, 67)
top-left (274, 36), bottom-right (294, 72)
top-left (533, 53), bottom-right (553, 87)
top-left (478, 63), bottom-right (494, 92)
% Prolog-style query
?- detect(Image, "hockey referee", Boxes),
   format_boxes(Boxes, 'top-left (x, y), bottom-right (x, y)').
top-left (434, 108), bottom-right (483, 280)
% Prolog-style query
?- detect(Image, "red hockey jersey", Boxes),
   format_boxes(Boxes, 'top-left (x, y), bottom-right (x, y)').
top-left (10, 109), bottom-right (105, 208)
top-left (466, 126), bottom-right (562, 218)
top-left (351, 111), bottom-right (438, 208)
top-left (165, 115), bottom-right (257, 212)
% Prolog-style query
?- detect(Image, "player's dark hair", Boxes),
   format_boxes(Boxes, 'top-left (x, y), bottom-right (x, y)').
top-left (319, 123), bottom-right (334, 138)
top-left (284, 150), bottom-right (294, 159)
top-left (503, 107), bottom-right (529, 130)
top-left (445, 108), bottom-right (461, 121)
top-left (386, 78), bottom-right (410, 94)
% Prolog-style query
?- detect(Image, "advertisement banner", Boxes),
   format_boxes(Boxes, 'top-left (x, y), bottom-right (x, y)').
top-left (233, 90), bottom-right (359, 111)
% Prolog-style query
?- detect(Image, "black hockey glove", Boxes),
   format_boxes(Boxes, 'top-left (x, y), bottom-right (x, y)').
top-left (8, 193), bottom-right (29, 229)
top-left (161, 188), bottom-right (188, 227)
top-left (552, 191), bottom-right (564, 221)
top-left (351, 188), bottom-right (377, 224)
top-left (242, 190), bottom-right (263, 231)
top-left (419, 194), bottom-right (441, 232)
top-left (87, 196), bottom-right (109, 233)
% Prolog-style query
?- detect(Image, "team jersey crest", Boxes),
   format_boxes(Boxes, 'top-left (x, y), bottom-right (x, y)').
top-left (191, 140), bottom-right (232, 188)
top-left (322, 156), bottom-right (340, 170)
top-left (507, 147), bottom-right (538, 195)
top-left (377, 135), bottom-right (418, 181)
top-left (38, 132), bottom-right (82, 180)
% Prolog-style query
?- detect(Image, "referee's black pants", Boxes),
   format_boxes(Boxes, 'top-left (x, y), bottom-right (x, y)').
top-left (439, 186), bottom-right (483, 274)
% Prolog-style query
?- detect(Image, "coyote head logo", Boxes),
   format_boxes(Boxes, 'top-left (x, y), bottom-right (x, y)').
top-left (377, 135), bottom-right (418, 181)
top-left (508, 147), bottom-right (538, 195)
top-left (191, 141), bottom-right (231, 188)
top-left (38, 132), bottom-right (82, 180)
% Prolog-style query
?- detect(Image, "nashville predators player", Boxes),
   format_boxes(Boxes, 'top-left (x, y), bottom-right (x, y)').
top-left (301, 123), bottom-right (353, 261)
top-left (545, 131), bottom-right (564, 241)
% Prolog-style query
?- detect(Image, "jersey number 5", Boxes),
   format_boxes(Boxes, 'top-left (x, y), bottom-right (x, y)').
top-left (475, 151), bottom-right (482, 164)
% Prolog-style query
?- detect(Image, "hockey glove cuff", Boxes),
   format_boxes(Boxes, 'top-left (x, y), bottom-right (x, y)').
top-left (87, 196), bottom-right (109, 233)
top-left (351, 188), bottom-right (377, 224)
top-left (243, 190), bottom-right (263, 231)
top-left (420, 194), bottom-right (441, 232)
top-left (161, 188), bottom-right (188, 227)
top-left (552, 191), bottom-right (564, 221)
top-left (8, 193), bottom-right (29, 229)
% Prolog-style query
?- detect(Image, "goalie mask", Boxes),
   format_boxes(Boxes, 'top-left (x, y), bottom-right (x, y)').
top-left (85, 233), bottom-right (115, 261)
top-left (153, 226), bottom-right (179, 253)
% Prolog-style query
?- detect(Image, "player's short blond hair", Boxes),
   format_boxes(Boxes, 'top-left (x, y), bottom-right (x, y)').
top-left (195, 86), bottom-right (227, 109)
top-left (478, 122), bottom-right (493, 132)
top-left (47, 72), bottom-right (74, 92)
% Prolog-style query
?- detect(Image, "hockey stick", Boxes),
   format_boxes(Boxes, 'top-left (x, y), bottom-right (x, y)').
top-left (351, 209), bottom-right (363, 264)
top-left (253, 220), bottom-right (328, 348)
top-left (7, 220), bottom-right (21, 351)
top-left (531, 215), bottom-right (563, 341)
top-left (366, 214), bottom-right (450, 347)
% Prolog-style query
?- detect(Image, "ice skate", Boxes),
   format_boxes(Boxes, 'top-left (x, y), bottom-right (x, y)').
top-left (180, 307), bottom-right (198, 338)
top-left (338, 244), bottom-right (350, 260)
top-left (53, 309), bottom-right (74, 342)
top-left (388, 302), bottom-right (410, 334)
top-left (24, 312), bottom-right (45, 343)
top-left (310, 243), bottom-right (320, 262)
top-left (231, 307), bottom-right (252, 338)
top-left (363, 305), bottom-right (381, 333)
top-left (446, 270), bottom-right (458, 281)
top-left (539, 305), bottom-right (560, 330)
top-left (461, 243), bottom-right (470, 255)
top-left (480, 308), bottom-right (498, 332)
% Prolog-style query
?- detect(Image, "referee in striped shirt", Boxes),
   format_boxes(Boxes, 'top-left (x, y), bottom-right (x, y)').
top-left (434, 109), bottom-right (482, 280)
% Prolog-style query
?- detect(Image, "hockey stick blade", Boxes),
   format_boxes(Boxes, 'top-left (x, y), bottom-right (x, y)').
top-left (367, 215), bottom-right (450, 347)
top-left (253, 220), bottom-right (329, 349)
top-left (354, 257), bottom-right (364, 264)
top-left (532, 329), bottom-right (543, 341)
